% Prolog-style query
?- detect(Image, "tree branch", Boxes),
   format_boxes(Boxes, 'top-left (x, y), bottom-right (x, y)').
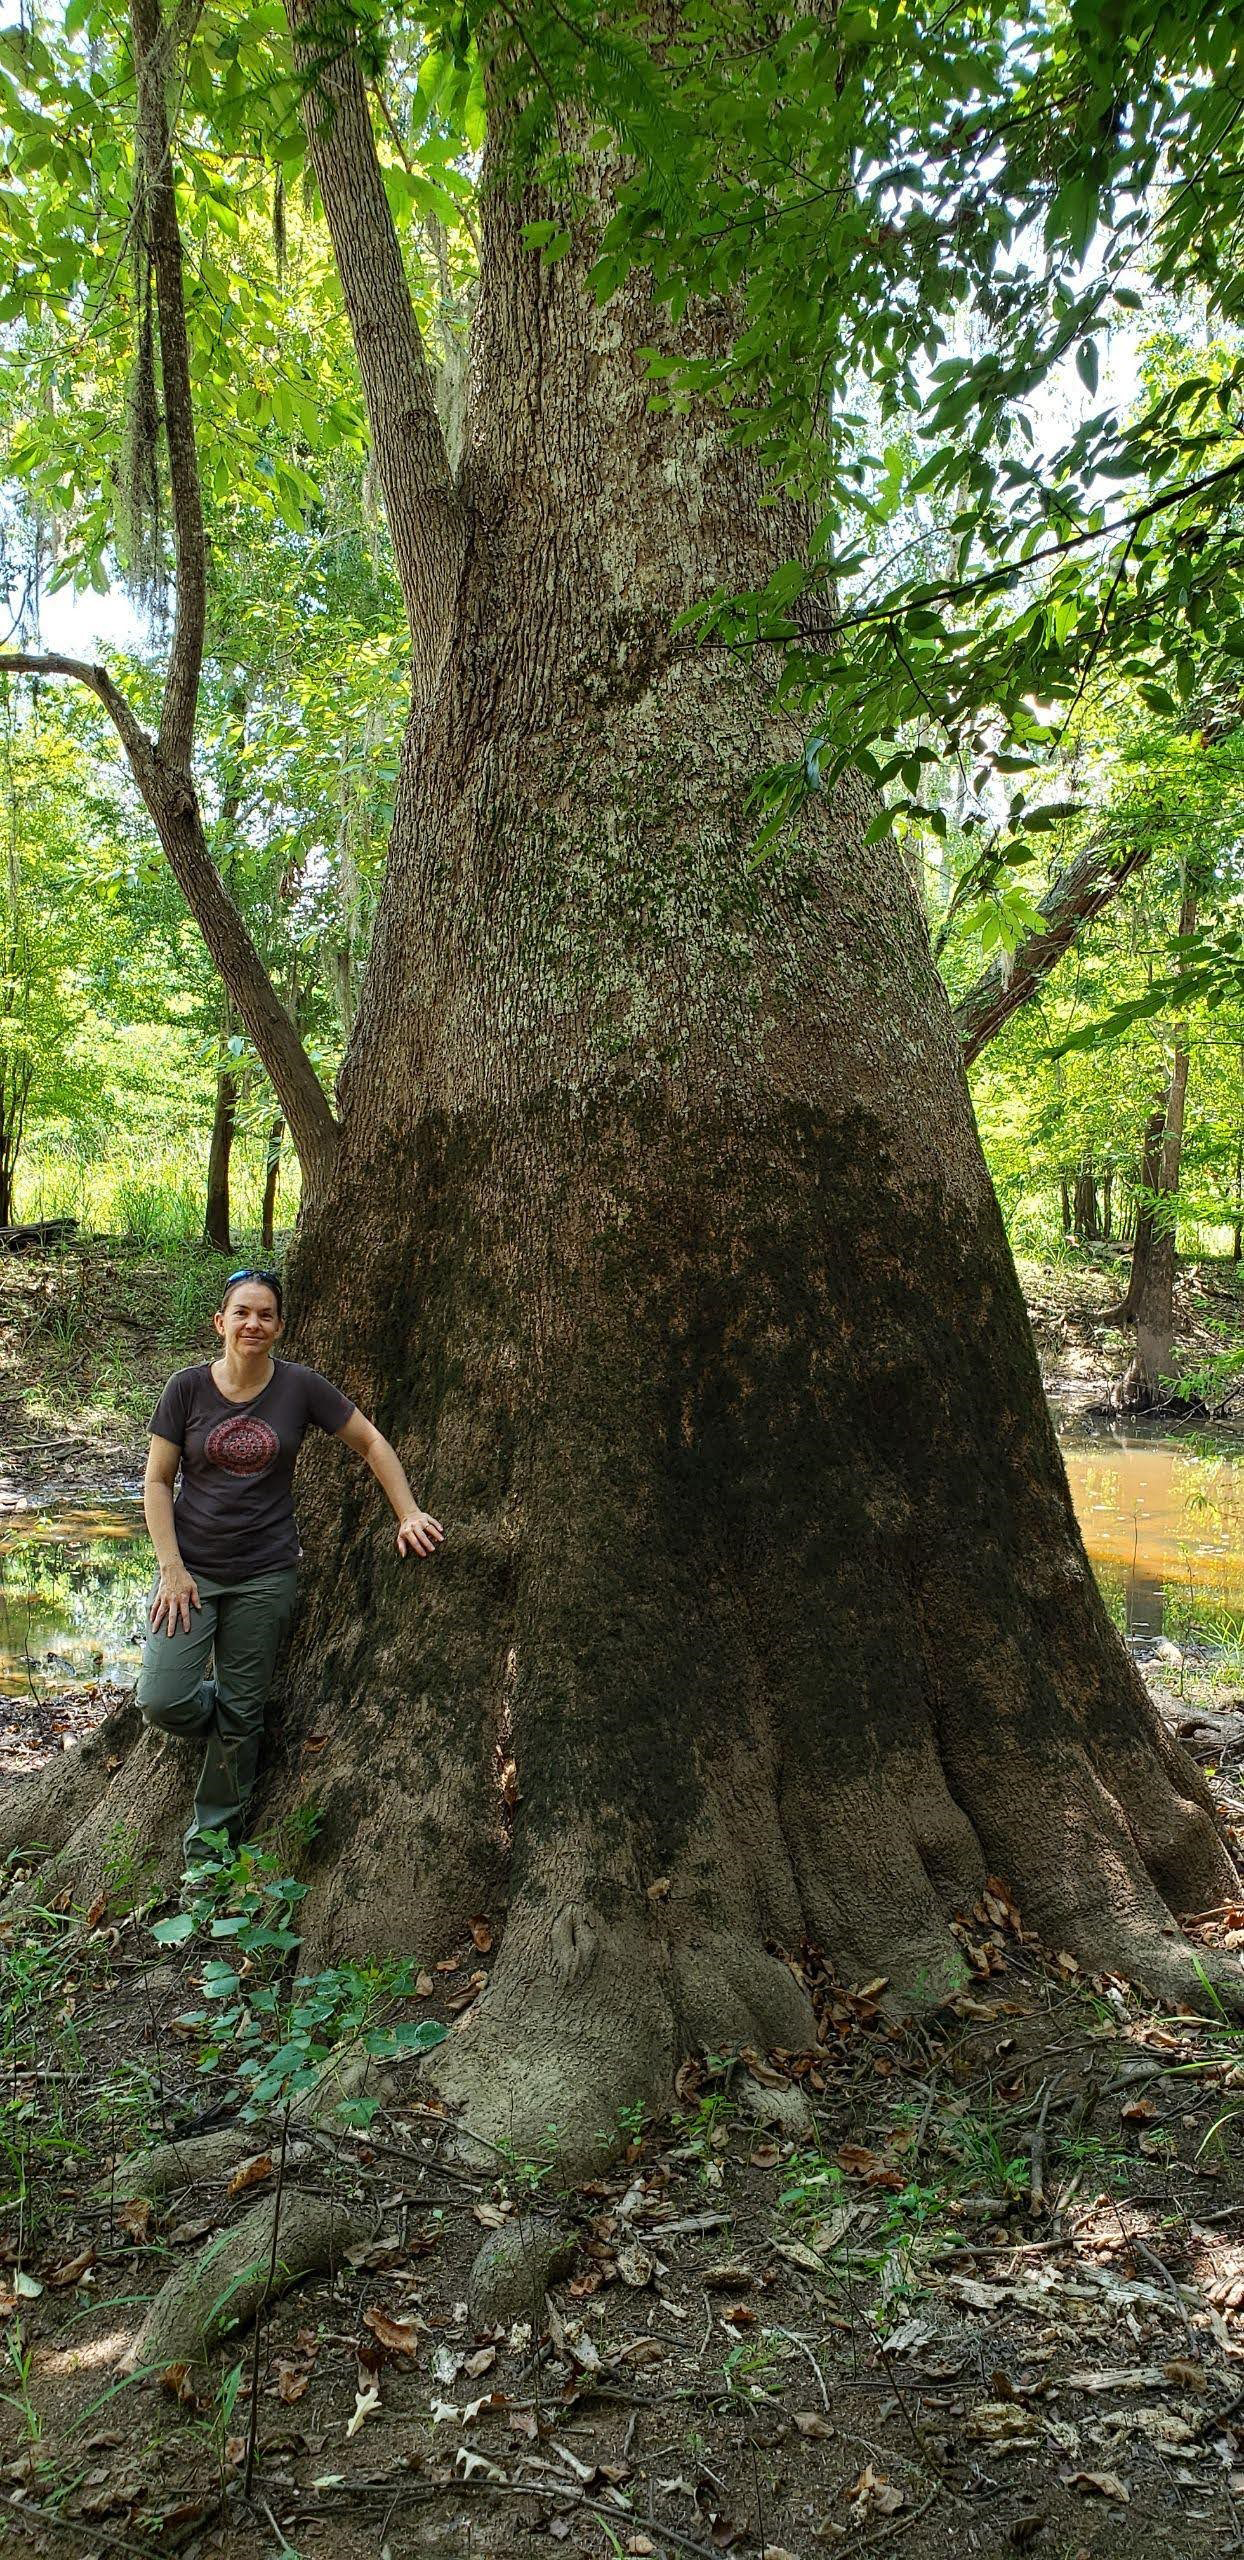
top-left (286, 0), bottom-right (466, 697)
top-left (130, 0), bottom-right (207, 771)
top-left (0, 651), bottom-right (339, 1190)
top-left (954, 834), bottom-right (1155, 1066)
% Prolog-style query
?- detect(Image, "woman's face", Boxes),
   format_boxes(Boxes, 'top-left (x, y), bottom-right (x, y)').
top-left (214, 1283), bottom-right (283, 1355)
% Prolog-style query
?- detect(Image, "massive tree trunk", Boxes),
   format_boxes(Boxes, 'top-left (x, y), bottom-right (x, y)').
top-left (16, 42), bottom-right (1238, 2168)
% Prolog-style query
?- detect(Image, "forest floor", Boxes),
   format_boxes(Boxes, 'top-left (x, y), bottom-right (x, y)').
top-left (0, 1676), bottom-right (1242, 2560)
top-left (0, 1239), bottom-right (228, 1509)
top-left (2, 1241), bottom-right (1244, 2559)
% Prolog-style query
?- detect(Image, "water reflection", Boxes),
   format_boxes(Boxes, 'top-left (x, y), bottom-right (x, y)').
top-left (1059, 1419), bottom-right (1244, 1646)
top-left (0, 1504), bottom-right (150, 1698)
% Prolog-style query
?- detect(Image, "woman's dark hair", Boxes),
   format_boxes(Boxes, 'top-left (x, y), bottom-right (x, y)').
top-left (220, 1266), bottom-right (284, 1318)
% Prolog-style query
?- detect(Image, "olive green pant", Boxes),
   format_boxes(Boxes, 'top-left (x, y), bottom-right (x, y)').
top-left (136, 1567), bottom-right (299, 1863)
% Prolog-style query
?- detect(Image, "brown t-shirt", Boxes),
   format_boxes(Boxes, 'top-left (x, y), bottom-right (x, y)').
top-left (148, 1360), bottom-right (355, 1583)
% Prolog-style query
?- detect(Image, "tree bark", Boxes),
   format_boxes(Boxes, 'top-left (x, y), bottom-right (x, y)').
top-left (1115, 1037), bottom-right (1192, 1411)
top-left (1073, 1159), bottom-right (1099, 1245)
top-left (20, 43), bottom-right (1239, 2164)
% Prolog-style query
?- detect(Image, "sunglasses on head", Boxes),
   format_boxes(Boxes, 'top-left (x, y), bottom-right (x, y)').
top-left (222, 1266), bottom-right (284, 1314)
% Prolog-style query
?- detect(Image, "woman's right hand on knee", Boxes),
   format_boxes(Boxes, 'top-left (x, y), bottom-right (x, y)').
top-left (151, 1564), bottom-right (201, 1635)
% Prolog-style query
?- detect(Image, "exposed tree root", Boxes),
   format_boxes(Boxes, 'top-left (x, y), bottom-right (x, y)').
top-left (1, 1710), bottom-right (189, 1914)
top-left (467, 2216), bottom-right (576, 2327)
top-left (108, 2127), bottom-right (272, 2203)
top-left (127, 2189), bottom-right (368, 2375)
top-left (102, 2046), bottom-right (395, 2205)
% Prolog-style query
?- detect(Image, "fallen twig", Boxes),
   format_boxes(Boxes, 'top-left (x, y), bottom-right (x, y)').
top-left (1028, 2071), bottom-right (1063, 2217)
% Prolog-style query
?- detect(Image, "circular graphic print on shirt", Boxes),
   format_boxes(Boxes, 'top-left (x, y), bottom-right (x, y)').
top-left (204, 1414), bottom-right (280, 1477)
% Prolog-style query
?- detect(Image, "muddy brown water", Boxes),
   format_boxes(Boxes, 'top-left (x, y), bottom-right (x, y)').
top-left (1, 1418), bottom-right (1243, 1695)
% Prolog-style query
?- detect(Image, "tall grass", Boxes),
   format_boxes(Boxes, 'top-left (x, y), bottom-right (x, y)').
top-left (18, 1136), bottom-right (301, 1243)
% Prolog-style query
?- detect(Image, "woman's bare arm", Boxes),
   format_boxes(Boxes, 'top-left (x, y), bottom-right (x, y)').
top-left (144, 1435), bottom-right (200, 1632)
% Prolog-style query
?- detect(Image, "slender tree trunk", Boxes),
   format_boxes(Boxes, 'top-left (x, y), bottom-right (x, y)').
top-left (203, 1057), bottom-right (238, 1253)
top-left (1059, 1173), bottom-right (1072, 1236)
top-left (261, 1114), bottom-right (284, 1254)
top-left (1234, 1139), bottom-right (1242, 1262)
top-left (1073, 1159), bottom-right (1099, 1244)
top-left (1113, 882), bottom-right (1198, 1410)
top-left (1101, 1164), bottom-right (1113, 1241)
top-left (1116, 1035), bottom-right (1192, 1411)
top-left (1108, 1095), bottom-right (1168, 1324)
top-left (27, 45), bottom-right (1238, 2161)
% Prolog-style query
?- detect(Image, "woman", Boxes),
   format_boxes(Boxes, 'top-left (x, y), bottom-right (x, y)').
top-left (138, 1265), bottom-right (443, 1868)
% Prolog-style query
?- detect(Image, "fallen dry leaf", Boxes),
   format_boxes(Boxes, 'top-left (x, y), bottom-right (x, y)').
top-left (457, 2447), bottom-right (505, 2482)
top-left (835, 2142), bottom-right (904, 2192)
top-left (362, 2305), bottom-right (422, 2358)
top-left (1163, 2358), bottom-right (1207, 2389)
top-left (616, 2245), bottom-right (654, 2289)
top-left (415, 1971), bottom-right (435, 1997)
top-left (118, 2198), bottom-right (153, 2243)
top-left (45, 2246), bottom-right (95, 2289)
top-left (646, 1877), bottom-right (670, 1902)
top-left (227, 2153), bottom-right (274, 2197)
top-left (346, 2383), bottom-right (381, 2437)
top-left (793, 2411), bottom-right (834, 2439)
top-left (471, 1918), bottom-right (493, 1953)
top-left (847, 2463), bottom-right (904, 2520)
top-left (1066, 2471), bottom-right (1129, 2504)
top-left (159, 2364), bottom-right (200, 2409)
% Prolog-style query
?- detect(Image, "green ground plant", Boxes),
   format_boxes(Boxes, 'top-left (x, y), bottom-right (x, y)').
top-left (149, 1834), bottom-right (447, 2126)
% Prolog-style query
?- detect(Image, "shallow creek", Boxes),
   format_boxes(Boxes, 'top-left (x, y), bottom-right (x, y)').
top-left (2, 1416), bottom-right (1244, 1695)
